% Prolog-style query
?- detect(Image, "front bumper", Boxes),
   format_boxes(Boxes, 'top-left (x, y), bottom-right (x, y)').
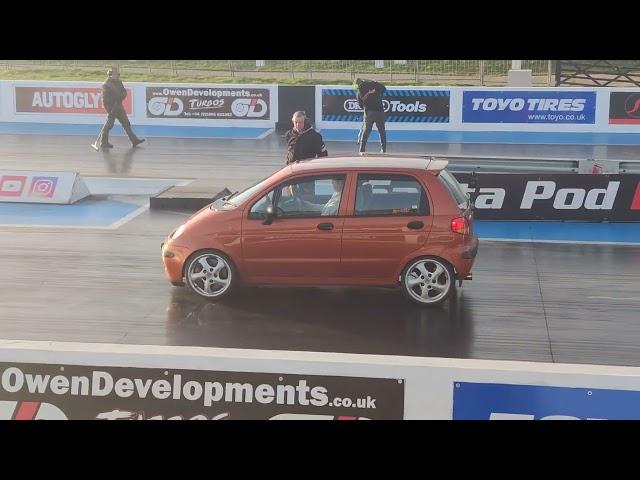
top-left (161, 242), bottom-right (189, 285)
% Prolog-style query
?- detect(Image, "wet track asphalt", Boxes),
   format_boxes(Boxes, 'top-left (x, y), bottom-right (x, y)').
top-left (1, 134), bottom-right (639, 367)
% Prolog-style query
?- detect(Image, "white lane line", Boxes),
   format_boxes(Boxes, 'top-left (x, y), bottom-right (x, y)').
top-left (107, 204), bottom-right (150, 230)
top-left (0, 204), bottom-right (150, 230)
top-left (587, 296), bottom-right (640, 301)
top-left (481, 238), bottom-right (640, 246)
top-left (256, 128), bottom-right (274, 140)
top-left (0, 223), bottom-right (117, 230)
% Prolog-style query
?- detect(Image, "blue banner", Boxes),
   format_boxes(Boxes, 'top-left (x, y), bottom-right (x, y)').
top-left (462, 91), bottom-right (596, 124)
top-left (453, 381), bottom-right (640, 419)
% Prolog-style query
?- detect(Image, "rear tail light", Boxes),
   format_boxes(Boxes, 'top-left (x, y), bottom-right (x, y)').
top-left (451, 217), bottom-right (470, 235)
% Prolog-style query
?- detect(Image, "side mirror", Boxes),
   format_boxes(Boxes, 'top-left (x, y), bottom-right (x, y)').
top-left (262, 205), bottom-right (276, 225)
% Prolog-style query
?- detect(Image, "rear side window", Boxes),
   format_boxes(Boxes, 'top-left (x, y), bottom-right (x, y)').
top-left (355, 174), bottom-right (429, 216)
top-left (438, 169), bottom-right (469, 209)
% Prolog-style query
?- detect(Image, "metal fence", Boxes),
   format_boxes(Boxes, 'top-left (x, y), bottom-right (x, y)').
top-left (556, 60), bottom-right (640, 87)
top-left (0, 60), bottom-right (554, 85)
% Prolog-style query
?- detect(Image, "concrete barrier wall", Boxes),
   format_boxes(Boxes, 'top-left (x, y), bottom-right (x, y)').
top-left (1, 81), bottom-right (639, 143)
top-left (315, 85), bottom-right (640, 134)
top-left (1, 340), bottom-right (639, 420)
top-left (0, 81), bottom-right (278, 139)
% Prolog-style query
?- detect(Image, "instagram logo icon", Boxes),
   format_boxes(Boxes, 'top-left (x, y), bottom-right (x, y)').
top-left (29, 176), bottom-right (58, 198)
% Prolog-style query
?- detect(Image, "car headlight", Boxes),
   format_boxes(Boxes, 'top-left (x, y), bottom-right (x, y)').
top-left (172, 224), bottom-right (187, 239)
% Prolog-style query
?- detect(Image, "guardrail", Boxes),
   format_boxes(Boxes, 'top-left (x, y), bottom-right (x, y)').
top-left (427, 154), bottom-right (640, 174)
top-left (619, 161), bottom-right (640, 174)
top-left (443, 154), bottom-right (580, 173)
top-left (2, 339), bottom-right (640, 420)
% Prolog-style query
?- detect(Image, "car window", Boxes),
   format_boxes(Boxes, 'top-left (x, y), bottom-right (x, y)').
top-left (275, 175), bottom-right (346, 218)
top-left (438, 168), bottom-right (469, 209)
top-left (355, 174), bottom-right (429, 216)
top-left (248, 190), bottom-right (274, 219)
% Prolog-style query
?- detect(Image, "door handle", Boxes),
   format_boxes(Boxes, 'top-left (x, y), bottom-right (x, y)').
top-left (317, 223), bottom-right (334, 231)
top-left (407, 221), bottom-right (424, 230)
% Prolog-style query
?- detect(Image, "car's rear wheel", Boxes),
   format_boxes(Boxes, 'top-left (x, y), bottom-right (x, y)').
top-left (401, 256), bottom-right (454, 306)
top-left (184, 250), bottom-right (237, 300)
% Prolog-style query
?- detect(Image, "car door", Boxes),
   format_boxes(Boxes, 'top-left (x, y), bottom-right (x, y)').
top-left (241, 173), bottom-right (350, 283)
top-left (340, 172), bottom-right (434, 284)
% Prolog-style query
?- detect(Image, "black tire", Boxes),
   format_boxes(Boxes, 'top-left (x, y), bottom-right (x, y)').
top-left (400, 256), bottom-right (455, 307)
top-left (183, 249), bottom-right (238, 301)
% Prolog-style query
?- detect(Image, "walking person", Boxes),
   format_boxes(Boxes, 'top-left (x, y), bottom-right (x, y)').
top-left (92, 68), bottom-right (145, 150)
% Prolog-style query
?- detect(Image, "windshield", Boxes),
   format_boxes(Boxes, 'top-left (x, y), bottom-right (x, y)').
top-left (211, 176), bottom-right (271, 210)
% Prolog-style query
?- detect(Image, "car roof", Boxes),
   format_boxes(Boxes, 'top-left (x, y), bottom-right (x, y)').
top-left (289, 154), bottom-right (448, 174)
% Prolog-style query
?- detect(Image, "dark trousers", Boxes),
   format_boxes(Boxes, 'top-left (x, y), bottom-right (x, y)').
top-left (358, 110), bottom-right (386, 152)
top-left (95, 104), bottom-right (136, 146)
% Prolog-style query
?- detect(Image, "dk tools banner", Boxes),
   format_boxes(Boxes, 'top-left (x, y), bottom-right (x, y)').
top-left (322, 88), bottom-right (450, 122)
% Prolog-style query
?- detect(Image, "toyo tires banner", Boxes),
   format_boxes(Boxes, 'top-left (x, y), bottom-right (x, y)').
top-left (462, 90), bottom-right (596, 124)
top-left (321, 88), bottom-right (450, 122)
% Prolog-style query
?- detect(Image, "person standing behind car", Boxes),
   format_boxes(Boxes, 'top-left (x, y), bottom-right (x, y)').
top-left (285, 111), bottom-right (328, 164)
top-left (92, 68), bottom-right (145, 150)
top-left (354, 78), bottom-right (387, 154)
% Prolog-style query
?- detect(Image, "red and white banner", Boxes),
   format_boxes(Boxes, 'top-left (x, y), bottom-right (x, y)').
top-left (0, 170), bottom-right (89, 204)
top-left (14, 86), bottom-right (133, 115)
top-left (0, 401), bottom-right (67, 420)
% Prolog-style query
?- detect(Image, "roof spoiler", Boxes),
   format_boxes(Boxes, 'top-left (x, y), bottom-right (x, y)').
top-left (425, 155), bottom-right (448, 173)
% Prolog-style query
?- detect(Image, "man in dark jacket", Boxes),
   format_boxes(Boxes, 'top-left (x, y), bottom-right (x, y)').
top-left (354, 78), bottom-right (387, 154)
top-left (92, 68), bottom-right (145, 150)
top-left (285, 111), bottom-right (328, 164)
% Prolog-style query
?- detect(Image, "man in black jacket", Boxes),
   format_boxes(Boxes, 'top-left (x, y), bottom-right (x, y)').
top-left (285, 111), bottom-right (328, 164)
top-left (354, 78), bottom-right (387, 154)
top-left (92, 68), bottom-right (145, 150)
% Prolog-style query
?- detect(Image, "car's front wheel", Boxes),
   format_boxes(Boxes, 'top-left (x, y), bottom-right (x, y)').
top-left (184, 250), bottom-right (237, 300)
top-left (401, 256), bottom-right (454, 306)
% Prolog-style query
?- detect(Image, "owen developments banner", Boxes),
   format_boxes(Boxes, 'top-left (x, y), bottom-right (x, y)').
top-left (145, 86), bottom-right (271, 120)
top-left (0, 362), bottom-right (404, 420)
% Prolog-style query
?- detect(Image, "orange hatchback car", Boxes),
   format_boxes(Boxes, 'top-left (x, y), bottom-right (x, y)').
top-left (162, 155), bottom-right (478, 306)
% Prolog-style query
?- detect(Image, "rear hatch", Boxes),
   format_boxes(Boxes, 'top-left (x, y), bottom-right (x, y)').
top-left (437, 168), bottom-right (474, 230)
